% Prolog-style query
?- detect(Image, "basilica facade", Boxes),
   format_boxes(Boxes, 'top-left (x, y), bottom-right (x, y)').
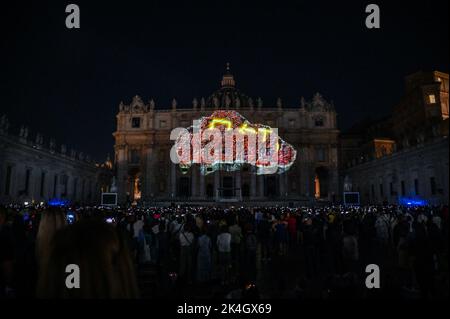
top-left (113, 67), bottom-right (340, 205)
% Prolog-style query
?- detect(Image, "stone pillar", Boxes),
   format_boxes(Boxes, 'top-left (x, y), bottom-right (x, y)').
top-left (279, 173), bottom-right (285, 198)
top-left (235, 170), bottom-right (242, 200)
top-left (191, 167), bottom-right (198, 198)
top-left (258, 175), bottom-right (264, 198)
top-left (329, 166), bottom-right (339, 203)
top-left (116, 146), bottom-right (127, 204)
top-left (171, 163), bottom-right (177, 199)
top-left (145, 147), bottom-right (154, 201)
top-left (301, 163), bottom-right (314, 199)
top-left (309, 166), bottom-right (316, 200)
top-left (284, 173), bottom-right (289, 198)
top-left (199, 169), bottom-right (205, 199)
top-left (214, 170), bottom-right (220, 201)
top-left (250, 172), bottom-right (257, 199)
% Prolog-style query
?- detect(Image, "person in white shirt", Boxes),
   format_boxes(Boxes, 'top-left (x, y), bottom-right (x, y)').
top-left (432, 214), bottom-right (442, 229)
top-left (217, 226), bottom-right (231, 285)
top-left (229, 222), bottom-right (242, 268)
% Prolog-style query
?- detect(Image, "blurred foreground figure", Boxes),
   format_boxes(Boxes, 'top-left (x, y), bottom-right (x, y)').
top-left (37, 219), bottom-right (139, 298)
top-left (36, 209), bottom-right (66, 271)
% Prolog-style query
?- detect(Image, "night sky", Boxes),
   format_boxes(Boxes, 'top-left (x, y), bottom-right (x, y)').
top-left (1, 0), bottom-right (448, 161)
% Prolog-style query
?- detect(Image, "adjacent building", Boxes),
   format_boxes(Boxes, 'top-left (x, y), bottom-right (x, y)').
top-left (0, 116), bottom-right (111, 205)
top-left (341, 71), bottom-right (449, 205)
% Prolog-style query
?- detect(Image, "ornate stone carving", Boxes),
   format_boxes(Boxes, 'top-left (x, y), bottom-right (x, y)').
top-left (200, 97), bottom-right (206, 110)
top-left (225, 94), bottom-right (231, 108)
top-left (172, 98), bottom-right (177, 110)
top-left (19, 126), bottom-right (29, 139)
top-left (49, 138), bottom-right (56, 151)
top-left (61, 144), bottom-right (67, 155)
top-left (311, 93), bottom-right (333, 112)
top-left (277, 97), bottom-right (282, 109)
top-left (131, 95), bottom-right (145, 113)
top-left (213, 95), bottom-right (219, 108)
top-left (257, 97), bottom-right (263, 109)
top-left (300, 97), bottom-right (306, 109)
top-left (248, 97), bottom-right (254, 109)
top-left (0, 115), bottom-right (9, 134)
top-left (235, 97), bottom-right (241, 108)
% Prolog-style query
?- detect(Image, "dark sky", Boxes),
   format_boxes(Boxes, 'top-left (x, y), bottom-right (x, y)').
top-left (1, 0), bottom-right (448, 161)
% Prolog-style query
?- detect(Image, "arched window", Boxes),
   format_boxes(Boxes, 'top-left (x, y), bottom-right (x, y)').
top-left (314, 117), bottom-right (324, 127)
top-left (130, 149), bottom-right (140, 164)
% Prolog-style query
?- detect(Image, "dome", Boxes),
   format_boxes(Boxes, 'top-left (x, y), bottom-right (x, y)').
top-left (205, 63), bottom-right (254, 109)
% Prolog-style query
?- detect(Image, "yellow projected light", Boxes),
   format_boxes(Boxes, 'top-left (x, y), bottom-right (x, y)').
top-left (208, 118), bottom-right (233, 129)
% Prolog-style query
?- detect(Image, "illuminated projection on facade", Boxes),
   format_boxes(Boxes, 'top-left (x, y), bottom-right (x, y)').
top-left (171, 110), bottom-right (297, 175)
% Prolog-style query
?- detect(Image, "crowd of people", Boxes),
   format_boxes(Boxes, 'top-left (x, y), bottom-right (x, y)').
top-left (0, 203), bottom-right (448, 299)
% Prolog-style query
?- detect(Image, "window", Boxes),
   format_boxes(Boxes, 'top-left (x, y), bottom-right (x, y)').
top-left (430, 177), bottom-right (437, 195)
top-left (428, 94), bottom-right (436, 104)
top-left (130, 149), bottom-right (140, 164)
top-left (40, 171), bottom-right (46, 197)
top-left (4, 165), bottom-right (12, 195)
top-left (379, 183), bottom-right (384, 197)
top-left (315, 118), bottom-right (324, 127)
top-left (131, 117), bottom-right (141, 128)
top-left (371, 184), bottom-right (375, 199)
top-left (315, 148), bottom-right (326, 162)
top-left (288, 119), bottom-right (295, 128)
top-left (414, 179), bottom-right (419, 195)
top-left (401, 180), bottom-right (405, 196)
top-left (160, 120), bottom-right (167, 128)
top-left (390, 182), bottom-right (395, 196)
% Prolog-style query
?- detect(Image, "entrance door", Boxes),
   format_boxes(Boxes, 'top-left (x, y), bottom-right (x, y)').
top-left (265, 176), bottom-right (277, 197)
top-left (179, 177), bottom-right (190, 198)
top-left (223, 176), bottom-right (233, 197)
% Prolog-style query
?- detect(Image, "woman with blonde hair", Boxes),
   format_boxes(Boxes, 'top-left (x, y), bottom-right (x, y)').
top-left (35, 208), bottom-right (66, 271)
top-left (37, 219), bottom-right (139, 298)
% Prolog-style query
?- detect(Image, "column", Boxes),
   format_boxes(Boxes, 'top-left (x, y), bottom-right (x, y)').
top-left (301, 163), bottom-right (312, 198)
top-left (250, 172), bottom-right (257, 199)
top-left (285, 173), bottom-right (289, 198)
top-left (279, 173), bottom-right (285, 198)
top-left (258, 175), bottom-right (264, 198)
top-left (235, 170), bottom-right (242, 200)
top-left (116, 147), bottom-right (127, 204)
top-left (171, 163), bottom-right (177, 199)
top-left (214, 170), bottom-right (220, 200)
top-left (145, 147), bottom-right (154, 201)
top-left (199, 169), bottom-right (205, 199)
top-left (330, 167), bottom-right (339, 203)
top-left (191, 167), bottom-right (198, 198)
